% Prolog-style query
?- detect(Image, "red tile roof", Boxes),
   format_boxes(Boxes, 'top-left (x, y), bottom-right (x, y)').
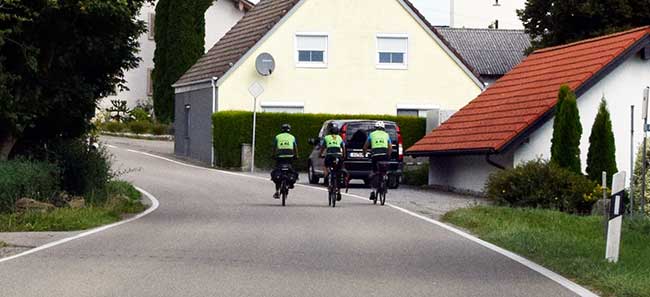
top-left (408, 26), bottom-right (650, 155)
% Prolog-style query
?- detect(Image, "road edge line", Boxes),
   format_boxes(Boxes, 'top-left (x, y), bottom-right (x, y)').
top-left (117, 146), bottom-right (599, 297)
top-left (0, 187), bottom-right (160, 264)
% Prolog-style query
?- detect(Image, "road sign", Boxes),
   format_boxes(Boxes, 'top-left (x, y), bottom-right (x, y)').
top-left (248, 81), bottom-right (264, 98)
top-left (606, 171), bottom-right (626, 263)
top-left (255, 53), bottom-right (275, 76)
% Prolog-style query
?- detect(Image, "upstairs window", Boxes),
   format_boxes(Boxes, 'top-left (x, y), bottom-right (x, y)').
top-left (377, 34), bottom-right (408, 69)
top-left (295, 34), bottom-right (328, 67)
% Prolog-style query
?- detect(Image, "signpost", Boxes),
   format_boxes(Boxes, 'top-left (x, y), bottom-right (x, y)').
top-left (642, 87), bottom-right (649, 216)
top-left (606, 171), bottom-right (626, 263)
top-left (248, 81), bottom-right (264, 173)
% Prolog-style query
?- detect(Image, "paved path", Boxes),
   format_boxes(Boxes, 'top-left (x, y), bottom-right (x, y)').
top-left (0, 139), bottom-right (584, 297)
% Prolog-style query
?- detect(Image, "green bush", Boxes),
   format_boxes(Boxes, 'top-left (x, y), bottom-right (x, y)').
top-left (129, 107), bottom-right (151, 122)
top-left (104, 121), bottom-right (126, 133)
top-left (150, 122), bottom-right (171, 135)
top-left (212, 111), bottom-right (426, 170)
top-left (403, 163), bottom-right (429, 186)
top-left (551, 85), bottom-right (583, 174)
top-left (50, 139), bottom-right (112, 201)
top-left (586, 99), bottom-right (617, 185)
top-left (485, 159), bottom-right (599, 214)
top-left (127, 120), bottom-right (150, 134)
top-left (0, 160), bottom-right (60, 213)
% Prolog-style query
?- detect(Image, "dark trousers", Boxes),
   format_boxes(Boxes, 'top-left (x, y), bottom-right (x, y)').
top-left (273, 157), bottom-right (295, 191)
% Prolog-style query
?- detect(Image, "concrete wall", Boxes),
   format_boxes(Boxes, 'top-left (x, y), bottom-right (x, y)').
top-left (429, 152), bottom-right (513, 193)
top-left (514, 54), bottom-right (650, 186)
top-left (100, 0), bottom-right (245, 109)
top-left (217, 0), bottom-right (483, 115)
top-left (174, 87), bottom-right (214, 165)
top-left (451, 0), bottom-right (525, 29)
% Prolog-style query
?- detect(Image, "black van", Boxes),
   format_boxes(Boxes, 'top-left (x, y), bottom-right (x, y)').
top-left (307, 120), bottom-right (403, 189)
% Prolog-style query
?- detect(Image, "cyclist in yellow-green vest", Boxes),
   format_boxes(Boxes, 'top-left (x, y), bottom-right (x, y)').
top-left (363, 121), bottom-right (393, 198)
top-left (272, 124), bottom-right (298, 199)
top-left (319, 123), bottom-right (346, 178)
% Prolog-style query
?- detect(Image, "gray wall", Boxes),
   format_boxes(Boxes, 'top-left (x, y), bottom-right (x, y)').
top-left (428, 151), bottom-right (514, 194)
top-left (174, 87), bottom-right (214, 165)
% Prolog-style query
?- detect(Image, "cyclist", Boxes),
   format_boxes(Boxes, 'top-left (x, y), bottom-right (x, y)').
top-left (272, 124), bottom-right (298, 199)
top-left (363, 121), bottom-right (392, 201)
top-left (320, 123), bottom-right (346, 200)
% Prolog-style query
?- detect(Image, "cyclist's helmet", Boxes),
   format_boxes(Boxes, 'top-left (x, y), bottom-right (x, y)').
top-left (281, 124), bottom-right (291, 132)
top-left (329, 123), bottom-right (340, 135)
top-left (375, 121), bottom-right (386, 130)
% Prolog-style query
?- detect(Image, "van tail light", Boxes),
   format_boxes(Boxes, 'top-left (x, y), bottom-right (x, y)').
top-left (397, 126), bottom-right (404, 161)
top-left (340, 124), bottom-right (347, 143)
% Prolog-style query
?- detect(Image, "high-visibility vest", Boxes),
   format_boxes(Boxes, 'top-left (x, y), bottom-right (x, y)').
top-left (369, 130), bottom-right (390, 156)
top-left (323, 134), bottom-right (344, 155)
top-left (275, 133), bottom-right (296, 158)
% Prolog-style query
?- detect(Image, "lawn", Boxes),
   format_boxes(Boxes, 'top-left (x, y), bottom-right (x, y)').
top-left (443, 206), bottom-right (650, 297)
top-left (0, 181), bottom-right (145, 232)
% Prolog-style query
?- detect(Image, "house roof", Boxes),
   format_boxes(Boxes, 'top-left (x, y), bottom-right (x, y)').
top-left (434, 27), bottom-right (531, 77)
top-left (175, 0), bottom-right (301, 87)
top-left (408, 26), bottom-right (650, 155)
top-left (174, 0), bottom-right (482, 87)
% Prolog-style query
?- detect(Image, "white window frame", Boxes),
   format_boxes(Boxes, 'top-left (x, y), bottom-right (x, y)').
top-left (295, 32), bottom-right (328, 68)
top-left (376, 33), bottom-right (409, 70)
top-left (261, 101), bottom-right (305, 114)
top-left (396, 103), bottom-right (439, 118)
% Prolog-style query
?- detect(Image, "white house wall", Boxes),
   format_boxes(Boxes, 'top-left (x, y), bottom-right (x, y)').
top-left (100, 0), bottom-right (245, 110)
top-left (429, 152), bottom-right (513, 193)
top-left (514, 53), bottom-right (650, 186)
top-left (217, 0), bottom-right (483, 116)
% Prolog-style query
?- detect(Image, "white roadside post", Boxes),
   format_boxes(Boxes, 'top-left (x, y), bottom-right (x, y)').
top-left (642, 87), bottom-right (649, 216)
top-left (248, 81), bottom-right (264, 173)
top-left (606, 171), bottom-right (626, 263)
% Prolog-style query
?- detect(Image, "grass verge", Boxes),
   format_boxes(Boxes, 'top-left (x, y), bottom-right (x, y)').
top-left (0, 241), bottom-right (6, 248)
top-left (442, 206), bottom-right (650, 297)
top-left (0, 181), bottom-right (145, 232)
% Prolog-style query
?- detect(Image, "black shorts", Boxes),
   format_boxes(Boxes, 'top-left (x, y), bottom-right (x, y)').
top-left (371, 155), bottom-right (389, 172)
top-left (324, 155), bottom-right (343, 169)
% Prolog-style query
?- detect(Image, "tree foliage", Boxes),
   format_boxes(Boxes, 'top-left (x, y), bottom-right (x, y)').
top-left (551, 85), bottom-right (583, 174)
top-left (518, 0), bottom-right (650, 50)
top-left (153, 0), bottom-right (212, 123)
top-left (586, 98), bottom-right (617, 185)
top-left (0, 0), bottom-right (152, 159)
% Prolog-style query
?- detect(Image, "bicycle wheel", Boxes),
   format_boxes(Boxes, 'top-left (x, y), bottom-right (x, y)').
top-left (330, 191), bottom-right (336, 207)
top-left (373, 191), bottom-right (378, 205)
top-left (379, 191), bottom-right (386, 206)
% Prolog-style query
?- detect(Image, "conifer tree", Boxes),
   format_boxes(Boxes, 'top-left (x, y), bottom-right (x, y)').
top-left (551, 85), bottom-right (583, 174)
top-left (586, 98), bottom-right (617, 184)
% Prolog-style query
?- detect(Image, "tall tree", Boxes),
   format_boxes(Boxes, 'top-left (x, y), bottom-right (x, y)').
top-left (0, 0), bottom-right (152, 160)
top-left (518, 0), bottom-right (650, 50)
top-left (551, 85), bottom-right (583, 174)
top-left (153, 0), bottom-right (212, 123)
top-left (586, 98), bottom-right (617, 185)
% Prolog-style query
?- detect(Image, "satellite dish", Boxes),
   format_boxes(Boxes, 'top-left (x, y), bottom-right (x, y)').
top-left (255, 53), bottom-right (275, 76)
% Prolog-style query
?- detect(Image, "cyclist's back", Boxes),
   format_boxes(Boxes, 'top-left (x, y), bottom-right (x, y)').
top-left (272, 124), bottom-right (298, 199)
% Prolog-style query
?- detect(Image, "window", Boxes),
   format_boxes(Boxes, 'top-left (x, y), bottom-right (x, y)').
top-left (377, 34), bottom-right (408, 69)
top-left (396, 109), bottom-right (419, 117)
top-left (148, 13), bottom-right (155, 40)
top-left (261, 102), bottom-right (304, 114)
top-left (295, 34), bottom-right (328, 67)
top-left (396, 104), bottom-right (440, 118)
top-left (147, 68), bottom-right (153, 96)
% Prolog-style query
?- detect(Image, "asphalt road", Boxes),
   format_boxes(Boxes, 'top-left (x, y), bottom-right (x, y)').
top-left (0, 144), bottom-right (582, 297)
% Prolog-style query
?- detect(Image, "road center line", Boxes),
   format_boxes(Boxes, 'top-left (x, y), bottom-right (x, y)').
top-left (0, 187), bottom-right (160, 264)
top-left (117, 146), bottom-right (598, 297)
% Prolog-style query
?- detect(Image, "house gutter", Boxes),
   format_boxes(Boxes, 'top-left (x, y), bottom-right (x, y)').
top-left (211, 76), bottom-right (217, 167)
top-left (485, 152), bottom-right (506, 170)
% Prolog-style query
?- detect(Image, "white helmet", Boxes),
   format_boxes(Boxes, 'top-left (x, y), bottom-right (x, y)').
top-left (375, 121), bottom-right (386, 130)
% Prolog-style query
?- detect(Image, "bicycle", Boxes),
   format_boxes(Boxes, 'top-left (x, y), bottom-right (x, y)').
top-left (371, 161), bottom-right (389, 206)
top-left (275, 163), bottom-right (294, 206)
top-left (327, 157), bottom-right (344, 208)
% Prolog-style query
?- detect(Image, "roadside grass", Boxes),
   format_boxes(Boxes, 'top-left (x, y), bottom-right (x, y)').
top-left (0, 181), bottom-right (145, 232)
top-left (0, 241), bottom-right (6, 248)
top-left (442, 206), bottom-right (650, 297)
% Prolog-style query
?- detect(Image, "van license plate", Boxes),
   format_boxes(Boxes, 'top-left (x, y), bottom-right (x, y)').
top-left (349, 152), bottom-right (366, 158)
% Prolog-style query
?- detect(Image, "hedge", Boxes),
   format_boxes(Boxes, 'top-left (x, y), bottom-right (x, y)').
top-left (0, 159), bottom-right (60, 213)
top-left (212, 111), bottom-right (426, 170)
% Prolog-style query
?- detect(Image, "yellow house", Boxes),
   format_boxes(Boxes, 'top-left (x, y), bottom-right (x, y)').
top-left (173, 0), bottom-right (483, 164)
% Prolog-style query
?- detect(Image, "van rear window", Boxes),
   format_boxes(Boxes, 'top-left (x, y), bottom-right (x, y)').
top-left (345, 122), bottom-right (397, 148)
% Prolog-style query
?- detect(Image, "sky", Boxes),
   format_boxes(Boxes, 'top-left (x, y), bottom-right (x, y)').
top-left (247, 0), bottom-right (452, 26)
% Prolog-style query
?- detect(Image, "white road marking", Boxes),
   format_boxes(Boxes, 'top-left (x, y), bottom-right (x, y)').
top-left (115, 146), bottom-right (598, 297)
top-left (0, 187), bottom-right (160, 264)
